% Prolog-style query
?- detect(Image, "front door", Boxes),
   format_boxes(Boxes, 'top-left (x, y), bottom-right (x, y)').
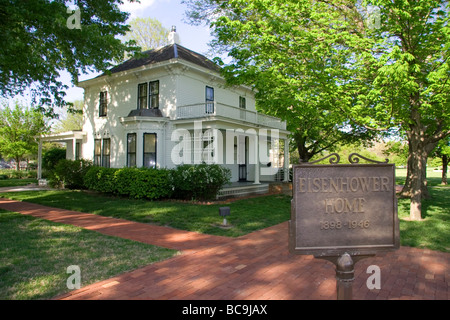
top-left (238, 135), bottom-right (247, 181)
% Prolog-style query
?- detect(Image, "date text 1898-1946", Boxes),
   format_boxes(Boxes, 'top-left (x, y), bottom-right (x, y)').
top-left (320, 220), bottom-right (370, 230)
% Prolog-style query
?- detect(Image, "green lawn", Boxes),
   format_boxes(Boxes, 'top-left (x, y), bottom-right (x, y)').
top-left (0, 169), bottom-right (448, 300)
top-left (0, 209), bottom-right (177, 300)
top-left (0, 190), bottom-right (292, 237)
top-left (397, 187), bottom-right (450, 252)
top-left (0, 178), bottom-right (37, 188)
top-left (395, 168), bottom-right (450, 252)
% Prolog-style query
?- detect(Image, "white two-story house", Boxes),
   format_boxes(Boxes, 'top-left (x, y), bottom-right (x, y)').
top-left (38, 27), bottom-right (290, 189)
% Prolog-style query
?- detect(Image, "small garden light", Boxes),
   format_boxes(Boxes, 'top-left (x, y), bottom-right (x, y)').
top-left (219, 207), bottom-right (230, 226)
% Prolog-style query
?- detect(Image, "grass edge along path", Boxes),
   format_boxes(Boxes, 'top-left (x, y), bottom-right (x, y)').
top-left (0, 190), bottom-right (292, 238)
top-left (0, 209), bottom-right (178, 300)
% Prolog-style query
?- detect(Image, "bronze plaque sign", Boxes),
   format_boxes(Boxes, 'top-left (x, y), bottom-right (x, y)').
top-left (289, 161), bottom-right (400, 257)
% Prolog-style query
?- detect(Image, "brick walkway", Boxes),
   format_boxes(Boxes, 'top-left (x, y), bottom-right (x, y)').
top-left (0, 198), bottom-right (448, 300)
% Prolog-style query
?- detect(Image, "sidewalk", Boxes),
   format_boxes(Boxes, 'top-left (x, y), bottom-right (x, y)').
top-left (0, 197), bottom-right (448, 300)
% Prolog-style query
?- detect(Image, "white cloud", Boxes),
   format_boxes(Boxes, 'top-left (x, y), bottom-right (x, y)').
top-left (119, 0), bottom-right (160, 20)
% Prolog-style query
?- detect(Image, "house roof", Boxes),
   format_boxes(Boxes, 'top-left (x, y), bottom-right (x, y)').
top-left (101, 44), bottom-right (221, 76)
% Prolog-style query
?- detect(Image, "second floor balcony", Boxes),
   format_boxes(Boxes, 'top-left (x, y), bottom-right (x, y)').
top-left (175, 102), bottom-right (287, 131)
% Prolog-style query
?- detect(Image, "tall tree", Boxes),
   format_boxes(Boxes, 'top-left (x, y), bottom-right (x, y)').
top-left (123, 17), bottom-right (169, 51)
top-left (184, 0), bottom-right (374, 163)
top-left (53, 100), bottom-right (83, 133)
top-left (0, 0), bottom-right (139, 116)
top-left (431, 137), bottom-right (450, 185)
top-left (0, 102), bottom-right (49, 169)
top-left (344, 0), bottom-right (450, 220)
top-left (184, 0), bottom-right (450, 220)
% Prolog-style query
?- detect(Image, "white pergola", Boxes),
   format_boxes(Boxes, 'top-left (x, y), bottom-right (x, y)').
top-left (36, 131), bottom-right (87, 180)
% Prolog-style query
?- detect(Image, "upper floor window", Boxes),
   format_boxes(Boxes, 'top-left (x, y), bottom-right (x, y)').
top-left (205, 86), bottom-right (214, 114)
top-left (138, 83), bottom-right (147, 109)
top-left (138, 81), bottom-right (159, 109)
top-left (99, 91), bottom-right (107, 117)
top-left (239, 96), bottom-right (246, 120)
top-left (149, 80), bottom-right (159, 109)
top-left (239, 96), bottom-right (246, 109)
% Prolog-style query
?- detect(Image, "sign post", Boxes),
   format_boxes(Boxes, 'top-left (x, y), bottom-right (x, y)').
top-left (289, 153), bottom-right (400, 300)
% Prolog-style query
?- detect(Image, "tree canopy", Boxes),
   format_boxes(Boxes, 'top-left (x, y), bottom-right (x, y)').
top-left (0, 0), bottom-right (139, 116)
top-left (0, 101), bottom-right (49, 168)
top-left (185, 0), bottom-right (376, 162)
top-left (184, 0), bottom-right (450, 220)
top-left (123, 17), bottom-right (169, 52)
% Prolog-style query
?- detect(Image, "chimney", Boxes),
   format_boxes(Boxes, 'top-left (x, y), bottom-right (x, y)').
top-left (168, 25), bottom-right (180, 45)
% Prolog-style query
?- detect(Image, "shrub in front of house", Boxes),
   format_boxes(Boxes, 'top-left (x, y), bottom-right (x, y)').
top-left (83, 166), bottom-right (173, 200)
top-left (42, 148), bottom-right (66, 171)
top-left (170, 164), bottom-right (231, 201)
top-left (82, 164), bottom-right (231, 201)
top-left (83, 166), bottom-right (117, 193)
top-left (114, 167), bottom-right (173, 200)
top-left (50, 159), bottom-right (92, 189)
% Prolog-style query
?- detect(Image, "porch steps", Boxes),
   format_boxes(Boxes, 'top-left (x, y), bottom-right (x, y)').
top-left (217, 183), bottom-right (269, 199)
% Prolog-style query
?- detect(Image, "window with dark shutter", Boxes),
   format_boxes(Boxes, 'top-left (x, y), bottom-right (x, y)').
top-left (205, 86), bottom-right (214, 114)
top-left (127, 133), bottom-right (136, 167)
top-left (143, 133), bottom-right (156, 168)
top-left (149, 81), bottom-right (159, 109)
top-left (99, 91), bottom-right (107, 117)
top-left (138, 83), bottom-right (148, 109)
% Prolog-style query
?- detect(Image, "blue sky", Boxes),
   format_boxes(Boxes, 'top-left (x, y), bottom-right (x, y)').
top-left (65, 0), bottom-right (213, 102)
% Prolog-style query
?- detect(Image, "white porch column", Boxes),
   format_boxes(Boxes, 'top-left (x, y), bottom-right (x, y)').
top-left (37, 138), bottom-right (43, 180)
top-left (254, 133), bottom-right (260, 184)
top-left (72, 137), bottom-right (77, 160)
top-left (213, 128), bottom-right (223, 164)
top-left (136, 131), bottom-right (143, 167)
top-left (283, 138), bottom-right (290, 182)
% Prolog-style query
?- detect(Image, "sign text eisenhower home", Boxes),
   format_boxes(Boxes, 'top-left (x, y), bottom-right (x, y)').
top-left (289, 155), bottom-right (400, 258)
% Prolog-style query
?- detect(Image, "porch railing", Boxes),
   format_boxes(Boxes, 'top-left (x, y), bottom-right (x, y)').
top-left (175, 102), bottom-right (286, 130)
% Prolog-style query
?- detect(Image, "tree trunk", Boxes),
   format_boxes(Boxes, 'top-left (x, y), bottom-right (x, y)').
top-left (442, 154), bottom-right (448, 185)
top-left (294, 133), bottom-right (313, 163)
top-left (408, 145), bottom-right (424, 221)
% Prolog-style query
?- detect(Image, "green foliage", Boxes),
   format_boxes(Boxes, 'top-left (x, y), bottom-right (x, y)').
top-left (185, 0), bottom-right (450, 219)
top-left (52, 100), bottom-right (83, 133)
top-left (170, 164), bottom-right (231, 201)
top-left (123, 17), bottom-right (169, 52)
top-left (0, 210), bottom-right (177, 300)
top-left (0, 0), bottom-right (139, 113)
top-left (0, 169), bottom-right (37, 180)
top-left (184, 0), bottom-right (375, 162)
top-left (114, 167), bottom-right (173, 200)
top-left (42, 148), bottom-right (66, 171)
top-left (83, 166), bottom-right (173, 200)
top-left (383, 141), bottom-right (408, 167)
top-left (50, 159), bottom-right (92, 189)
top-left (83, 166), bottom-right (117, 194)
top-left (0, 101), bottom-right (49, 165)
top-left (83, 164), bottom-right (231, 201)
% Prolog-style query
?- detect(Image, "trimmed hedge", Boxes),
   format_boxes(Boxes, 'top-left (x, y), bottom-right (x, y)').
top-left (50, 159), bottom-right (92, 189)
top-left (54, 160), bottom-right (231, 201)
top-left (83, 166), bottom-right (173, 200)
top-left (170, 164), bottom-right (231, 201)
top-left (82, 166), bottom-right (117, 194)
